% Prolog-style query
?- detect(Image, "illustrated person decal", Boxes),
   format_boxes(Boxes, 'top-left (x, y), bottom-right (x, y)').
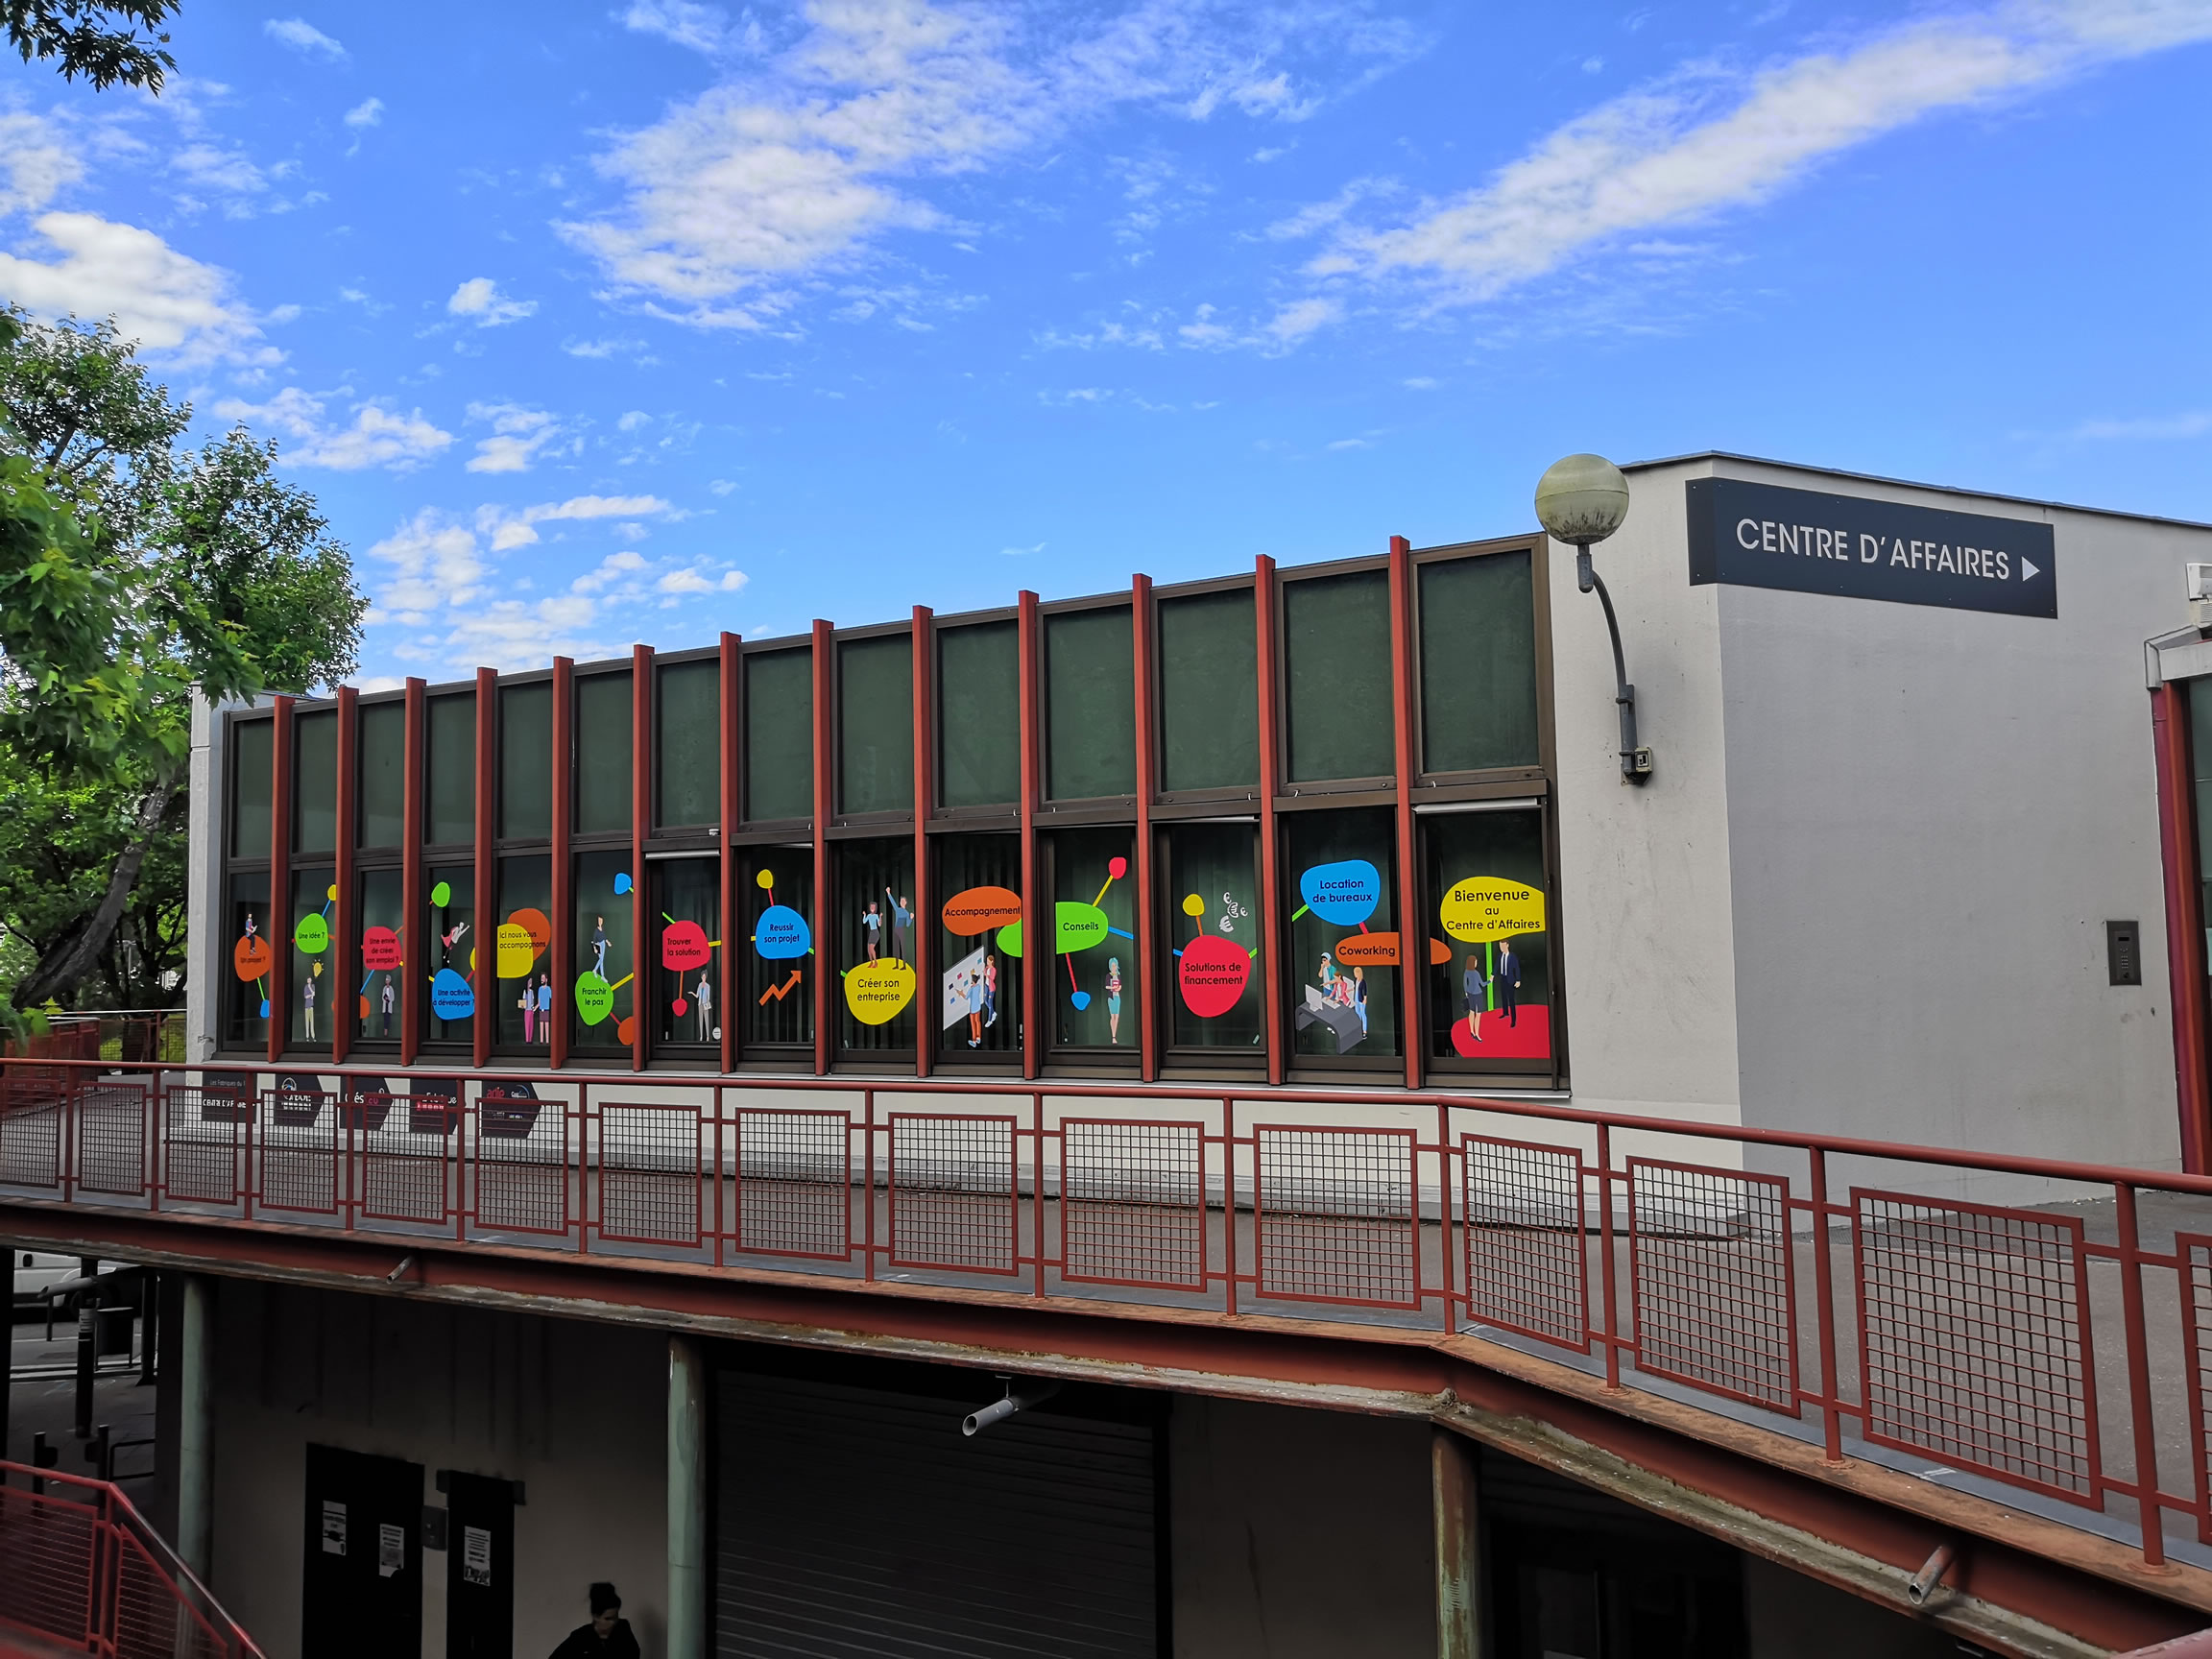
top-left (520, 979), bottom-right (536, 1045)
top-left (1462, 952), bottom-right (1488, 1044)
top-left (380, 974), bottom-right (396, 1038)
top-left (301, 972), bottom-right (317, 1041)
top-left (967, 963), bottom-right (987, 1047)
top-left (886, 889), bottom-right (913, 964)
top-left (243, 912), bottom-right (257, 942)
top-left (694, 972), bottom-right (713, 1042)
top-left (1497, 938), bottom-right (1522, 1028)
top-left (1105, 957), bottom-right (1123, 1045)
top-left (1352, 965), bottom-right (1368, 1034)
top-left (590, 915), bottom-right (611, 978)
top-left (861, 901), bottom-right (881, 960)
top-left (982, 955), bottom-right (998, 1027)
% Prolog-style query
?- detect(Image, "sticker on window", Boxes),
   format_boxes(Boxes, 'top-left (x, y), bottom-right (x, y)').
top-left (320, 1501), bottom-right (347, 1556)
top-left (462, 1526), bottom-right (492, 1588)
top-left (377, 1523), bottom-right (404, 1578)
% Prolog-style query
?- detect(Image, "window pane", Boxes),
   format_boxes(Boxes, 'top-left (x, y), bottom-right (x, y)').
top-left (287, 866), bottom-right (335, 1047)
top-left (1046, 827), bottom-right (1137, 1054)
top-left (500, 683), bottom-right (552, 840)
top-left (840, 634), bottom-right (913, 815)
top-left (232, 718), bottom-right (272, 858)
top-left (654, 856), bottom-right (722, 1046)
top-left (358, 702), bottom-right (405, 848)
top-left (1284, 807), bottom-right (1401, 1061)
top-left (658, 660), bottom-right (721, 829)
top-left (223, 872), bottom-right (271, 1047)
top-left (494, 854), bottom-right (552, 1049)
top-left (1165, 823), bottom-right (1261, 1050)
top-left (740, 850), bottom-right (812, 1048)
top-left (1283, 571), bottom-right (1393, 783)
top-left (425, 864), bottom-right (475, 1046)
top-left (834, 837), bottom-right (916, 1055)
top-left (746, 648), bottom-right (813, 822)
top-left (1425, 808), bottom-right (1551, 1067)
top-left (354, 868), bottom-right (404, 1043)
top-left (572, 851), bottom-right (635, 1051)
top-left (1046, 606), bottom-right (1135, 800)
top-left (295, 710), bottom-right (338, 854)
top-left (575, 672), bottom-right (634, 837)
top-left (934, 832), bottom-right (1022, 1064)
top-left (427, 693), bottom-right (475, 846)
top-left (1419, 551), bottom-right (1539, 773)
top-left (939, 621), bottom-right (1019, 807)
top-left (1160, 589), bottom-right (1258, 792)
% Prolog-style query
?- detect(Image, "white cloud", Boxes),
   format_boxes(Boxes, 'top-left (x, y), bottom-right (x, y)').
top-left (0, 112), bottom-right (83, 215)
top-left (367, 510), bottom-right (491, 623)
top-left (1171, 296), bottom-right (1339, 353)
top-left (616, 409), bottom-right (651, 431)
top-left (0, 211), bottom-right (273, 364)
top-left (264, 17), bottom-right (346, 59)
top-left (446, 276), bottom-right (537, 326)
top-left (173, 143), bottom-right (268, 198)
top-left (477, 493), bottom-right (676, 550)
top-left (344, 97), bottom-right (384, 129)
top-left (464, 402), bottom-right (563, 473)
top-left (622, 0), bottom-right (758, 55)
top-left (572, 549), bottom-right (651, 592)
top-left (215, 387), bottom-right (453, 469)
top-left (1304, 0), bottom-right (2212, 304)
top-left (2068, 411), bottom-right (2212, 441)
top-left (1403, 375), bottom-right (1438, 390)
top-left (561, 0), bottom-right (1425, 326)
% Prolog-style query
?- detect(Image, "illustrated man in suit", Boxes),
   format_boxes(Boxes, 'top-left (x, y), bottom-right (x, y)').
top-left (1497, 938), bottom-right (1522, 1027)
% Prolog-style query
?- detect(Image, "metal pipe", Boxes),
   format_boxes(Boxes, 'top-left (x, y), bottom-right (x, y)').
top-left (961, 1377), bottom-right (1060, 1436)
top-left (666, 1334), bottom-right (707, 1659)
top-left (176, 1274), bottom-right (214, 1578)
top-left (1576, 550), bottom-right (1644, 782)
top-left (73, 1254), bottom-right (96, 1439)
top-left (1907, 1542), bottom-right (1956, 1607)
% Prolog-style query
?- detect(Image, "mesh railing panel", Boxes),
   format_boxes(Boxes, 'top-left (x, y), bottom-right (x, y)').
top-left (357, 1097), bottom-right (451, 1224)
top-left (1629, 1160), bottom-right (1798, 1410)
top-left (1061, 1118), bottom-right (1206, 1290)
top-left (0, 1486), bottom-right (95, 1649)
top-left (733, 1110), bottom-right (848, 1260)
top-left (1462, 1134), bottom-right (1588, 1350)
top-left (0, 1076), bottom-right (66, 1190)
top-left (74, 1080), bottom-right (149, 1197)
top-left (256, 1092), bottom-right (337, 1215)
top-left (473, 1099), bottom-right (571, 1237)
top-left (1253, 1126), bottom-right (1417, 1308)
top-left (113, 1528), bottom-right (226, 1659)
top-left (161, 1089), bottom-right (245, 1206)
top-left (2184, 1235), bottom-right (2212, 1544)
top-left (1856, 1191), bottom-right (2098, 1502)
top-left (597, 1104), bottom-right (701, 1247)
top-left (889, 1114), bottom-right (1018, 1275)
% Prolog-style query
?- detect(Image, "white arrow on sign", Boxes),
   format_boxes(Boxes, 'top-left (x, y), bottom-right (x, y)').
top-left (2022, 558), bottom-right (2041, 581)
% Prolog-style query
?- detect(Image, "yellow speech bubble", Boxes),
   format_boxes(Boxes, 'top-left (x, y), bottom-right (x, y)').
top-left (843, 958), bottom-right (916, 1025)
top-left (496, 921), bottom-right (536, 978)
top-left (1439, 877), bottom-right (1545, 942)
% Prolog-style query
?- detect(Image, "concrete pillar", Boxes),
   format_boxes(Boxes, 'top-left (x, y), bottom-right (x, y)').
top-left (177, 1275), bottom-right (215, 1578)
top-left (1432, 1428), bottom-right (1483, 1659)
top-left (667, 1334), bottom-right (707, 1659)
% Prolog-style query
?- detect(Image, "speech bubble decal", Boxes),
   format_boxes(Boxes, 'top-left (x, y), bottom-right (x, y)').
top-left (1333, 931), bottom-right (1399, 968)
top-left (294, 913), bottom-right (329, 955)
top-left (233, 935), bottom-right (273, 981)
top-left (943, 885), bottom-right (1022, 936)
top-left (512, 907), bottom-right (553, 953)
top-left (430, 969), bottom-right (474, 1021)
top-left (573, 972), bottom-right (614, 1025)
top-left (1299, 860), bottom-right (1382, 926)
top-left (1439, 878), bottom-right (1546, 942)
top-left (362, 926), bottom-right (402, 971)
top-left (755, 904), bottom-right (810, 960)
top-left (496, 922), bottom-right (536, 979)
top-left (1179, 934), bottom-right (1251, 1018)
top-left (661, 919), bottom-right (710, 972)
top-left (844, 958), bottom-right (917, 1025)
top-left (430, 880), bottom-right (452, 909)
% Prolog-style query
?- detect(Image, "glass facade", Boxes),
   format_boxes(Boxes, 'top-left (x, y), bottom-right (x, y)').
top-left (214, 540), bottom-right (1555, 1085)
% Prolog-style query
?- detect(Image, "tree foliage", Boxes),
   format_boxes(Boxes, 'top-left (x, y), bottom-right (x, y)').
top-left (4, 0), bottom-right (178, 92)
top-left (0, 307), bottom-right (367, 1009)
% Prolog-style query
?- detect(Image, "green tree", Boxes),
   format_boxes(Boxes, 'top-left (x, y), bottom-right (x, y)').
top-left (0, 308), bottom-right (365, 1008)
top-left (4, 1), bottom-right (178, 92)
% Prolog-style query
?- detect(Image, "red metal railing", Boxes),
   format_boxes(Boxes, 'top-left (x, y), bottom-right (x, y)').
top-left (0, 1460), bottom-right (260, 1659)
top-left (12, 1055), bottom-right (2212, 1571)
top-left (3, 1015), bottom-right (183, 1066)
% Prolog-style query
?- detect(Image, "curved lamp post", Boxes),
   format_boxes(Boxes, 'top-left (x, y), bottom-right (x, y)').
top-left (1535, 453), bottom-right (1651, 783)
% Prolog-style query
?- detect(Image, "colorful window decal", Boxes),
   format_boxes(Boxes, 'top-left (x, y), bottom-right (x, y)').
top-left (1439, 876), bottom-right (1547, 1059)
top-left (1177, 891), bottom-right (1253, 1019)
top-left (752, 867), bottom-right (810, 1011)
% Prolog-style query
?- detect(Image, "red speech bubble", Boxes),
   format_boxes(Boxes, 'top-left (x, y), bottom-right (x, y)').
top-left (943, 885), bottom-right (1022, 936)
top-left (233, 935), bottom-right (273, 981)
top-left (362, 926), bottom-right (402, 971)
top-left (662, 920), bottom-right (711, 972)
top-left (1179, 934), bottom-right (1250, 1019)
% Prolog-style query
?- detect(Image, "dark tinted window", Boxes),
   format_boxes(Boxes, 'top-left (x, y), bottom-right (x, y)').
top-left (839, 634), bottom-right (913, 815)
top-left (500, 683), bottom-right (552, 840)
top-left (426, 693), bottom-right (475, 845)
top-left (1160, 589), bottom-right (1258, 792)
top-left (232, 718), bottom-right (273, 858)
top-left (575, 672), bottom-right (633, 836)
top-left (746, 648), bottom-right (814, 822)
top-left (1045, 607), bottom-right (1135, 800)
top-left (938, 621), bottom-right (1020, 808)
top-left (658, 659), bottom-right (721, 829)
top-left (358, 701), bottom-right (404, 847)
top-left (1419, 550), bottom-right (1539, 773)
top-left (295, 710), bottom-right (338, 854)
top-left (1283, 570), bottom-right (1392, 783)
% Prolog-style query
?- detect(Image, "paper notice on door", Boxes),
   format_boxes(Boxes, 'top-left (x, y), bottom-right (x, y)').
top-left (320, 1501), bottom-right (347, 1556)
top-left (462, 1525), bottom-right (492, 1588)
top-left (377, 1523), bottom-right (404, 1578)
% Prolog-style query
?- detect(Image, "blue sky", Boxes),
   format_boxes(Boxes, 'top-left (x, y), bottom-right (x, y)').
top-left (3, 0), bottom-right (2209, 686)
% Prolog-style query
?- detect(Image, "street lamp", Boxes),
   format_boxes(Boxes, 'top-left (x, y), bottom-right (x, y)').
top-left (1534, 453), bottom-right (1651, 783)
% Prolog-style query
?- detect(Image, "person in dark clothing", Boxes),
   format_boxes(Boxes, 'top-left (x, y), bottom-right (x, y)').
top-left (549, 1582), bottom-right (640, 1659)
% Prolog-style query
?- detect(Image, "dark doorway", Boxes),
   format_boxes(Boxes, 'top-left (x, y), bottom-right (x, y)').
top-left (444, 1471), bottom-right (516, 1659)
top-left (302, 1443), bottom-right (423, 1659)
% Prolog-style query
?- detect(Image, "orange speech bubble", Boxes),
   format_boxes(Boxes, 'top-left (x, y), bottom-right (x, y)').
top-left (1333, 932), bottom-right (1400, 968)
top-left (943, 885), bottom-right (1022, 936)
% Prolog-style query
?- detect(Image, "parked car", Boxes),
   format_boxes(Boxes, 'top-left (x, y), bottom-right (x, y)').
top-left (11, 1251), bottom-right (130, 1316)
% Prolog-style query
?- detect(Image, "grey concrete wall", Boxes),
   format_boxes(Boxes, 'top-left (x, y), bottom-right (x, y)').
top-left (201, 1280), bottom-right (667, 1659)
top-left (185, 697), bottom-right (220, 1063)
top-left (1168, 1395), bottom-right (1433, 1659)
top-left (1702, 457), bottom-right (2195, 1182)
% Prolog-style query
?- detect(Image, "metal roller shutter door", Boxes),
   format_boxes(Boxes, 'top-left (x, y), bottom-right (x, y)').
top-left (714, 1371), bottom-right (1160, 1659)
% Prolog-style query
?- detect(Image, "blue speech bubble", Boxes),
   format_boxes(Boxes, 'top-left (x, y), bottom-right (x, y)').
top-left (1299, 859), bottom-right (1382, 926)
top-left (613, 872), bottom-right (633, 896)
top-left (430, 968), bottom-right (474, 1021)
top-left (756, 903), bottom-right (812, 960)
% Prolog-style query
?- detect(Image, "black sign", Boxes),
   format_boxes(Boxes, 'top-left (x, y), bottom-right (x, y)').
top-left (1686, 477), bottom-right (2056, 617)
